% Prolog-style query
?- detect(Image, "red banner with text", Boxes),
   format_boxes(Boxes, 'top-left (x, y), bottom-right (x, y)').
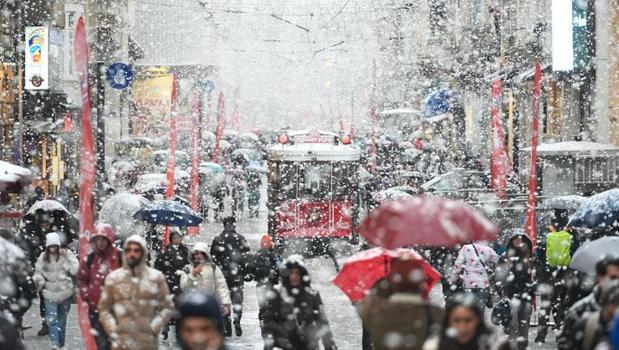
top-left (525, 63), bottom-right (542, 248)
top-left (490, 79), bottom-right (512, 199)
top-left (188, 91), bottom-right (202, 236)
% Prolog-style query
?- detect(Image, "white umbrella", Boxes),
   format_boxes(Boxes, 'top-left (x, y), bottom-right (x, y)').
top-left (570, 236), bottom-right (619, 274)
top-left (26, 200), bottom-right (70, 216)
top-left (99, 192), bottom-right (150, 239)
top-left (0, 161), bottom-right (32, 191)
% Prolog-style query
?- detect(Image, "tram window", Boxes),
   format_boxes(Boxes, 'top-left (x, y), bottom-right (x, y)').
top-left (299, 163), bottom-right (331, 199)
top-left (275, 162), bottom-right (296, 200)
top-left (333, 163), bottom-right (355, 199)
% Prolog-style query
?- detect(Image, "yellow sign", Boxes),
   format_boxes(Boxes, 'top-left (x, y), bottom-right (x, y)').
top-left (131, 67), bottom-right (174, 136)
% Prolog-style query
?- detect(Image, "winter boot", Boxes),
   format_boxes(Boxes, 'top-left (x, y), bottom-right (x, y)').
top-left (37, 322), bottom-right (48, 336)
top-left (234, 320), bottom-right (242, 337)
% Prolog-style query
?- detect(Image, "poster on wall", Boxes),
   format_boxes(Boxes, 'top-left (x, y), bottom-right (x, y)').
top-left (25, 26), bottom-right (49, 90)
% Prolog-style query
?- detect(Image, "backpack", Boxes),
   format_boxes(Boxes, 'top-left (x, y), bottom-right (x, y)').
top-left (546, 230), bottom-right (572, 267)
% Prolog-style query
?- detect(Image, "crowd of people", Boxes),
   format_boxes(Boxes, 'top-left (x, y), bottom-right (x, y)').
top-left (0, 192), bottom-right (619, 350)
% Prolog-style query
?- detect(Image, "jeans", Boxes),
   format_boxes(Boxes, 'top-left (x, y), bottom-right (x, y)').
top-left (464, 288), bottom-right (490, 315)
top-left (44, 297), bottom-right (72, 348)
top-left (506, 296), bottom-right (532, 350)
top-left (89, 307), bottom-right (110, 350)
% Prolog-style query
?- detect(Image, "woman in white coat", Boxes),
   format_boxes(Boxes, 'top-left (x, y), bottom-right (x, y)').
top-left (180, 242), bottom-right (232, 318)
top-left (33, 232), bottom-right (79, 350)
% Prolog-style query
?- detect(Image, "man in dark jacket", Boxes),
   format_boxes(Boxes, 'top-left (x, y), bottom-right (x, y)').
top-left (263, 255), bottom-right (336, 350)
top-left (155, 229), bottom-right (191, 296)
top-left (76, 224), bottom-right (121, 350)
top-left (558, 255), bottom-right (619, 350)
top-left (495, 231), bottom-right (534, 350)
top-left (210, 216), bottom-right (250, 337)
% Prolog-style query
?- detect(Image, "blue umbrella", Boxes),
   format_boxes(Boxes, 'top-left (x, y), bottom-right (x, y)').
top-left (421, 88), bottom-right (458, 123)
top-left (133, 200), bottom-right (203, 227)
top-left (569, 189), bottom-right (619, 231)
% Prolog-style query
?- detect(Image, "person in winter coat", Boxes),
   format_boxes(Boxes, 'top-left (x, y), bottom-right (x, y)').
top-left (358, 258), bottom-right (443, 350)
top-left (0, 230), bottom-right (36, 331)
top-left (534, 210), bottom-right (575, 343)
top-left (248, 234), bottom-right (281, 337)
top-left (155, 229), bottom-right (191, 296)
top-left (179, 242), bottom-right (231, 316)
top-left (176, 291), bottom-right (227, 350)
top-left (570, 279), bottom-right (619, 350)
top-left (558, 254), bottom-right (619, 350)
top-left (210, 216), bottom-right (250, 337)
top-left (263, 255), bottom-right (337, 350)
top-left (32, 232), bottom-right (79, 349)
top-left (494, 231), bottom-right (534, 350)
top-left (451, 242), bottom-right (499, 313)
top-left (77, 223), bottom-right (121, 350)
top-left (423, 293), bottom-right (511, 350)
top-left (0, 312), bottom-right (24, 350)
top-left (98, 234), bottom-right (174, 350)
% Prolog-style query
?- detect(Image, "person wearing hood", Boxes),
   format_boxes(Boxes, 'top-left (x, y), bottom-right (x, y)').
top-left (32, 232), bottom-right (79, 350)
top-left (558, 254), bottom-right (619, 350)
top-left (179, 242), bottom-right (231, 316)
top-left (210, 216), bottom-right (250, 337)
top-left (358, 258), bottom-right (443, 350)
top-left (423, 293), bottom-right (511, 350)
top-left (176, 291), bottom-right (227, 350)
top-left (77, 223), bottom-right (122, 350)
top-left (494, 231), bottom-right (534, 350)
top-left (263, 255), bottom-right (337, 350)
top-left (98, 234), bottom-right (174, 350)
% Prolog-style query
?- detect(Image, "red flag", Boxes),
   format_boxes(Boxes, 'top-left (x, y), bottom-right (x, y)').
top-left (63, 112), bottom-right (72, 132)
top-left (370, 108), bottom-right (377, 173)
top-left (74, 16), bottom-right (97, 350)
top-left (212, 92), bottom-right (225, 163)
top-left (164, 74), bottom-right (179, 246)
top-left (188, 91), bottom-right (202, 236)
top-left (490, 79), bottom-right (512, 199)
top-left (525, 63), bottom-right (542, 248)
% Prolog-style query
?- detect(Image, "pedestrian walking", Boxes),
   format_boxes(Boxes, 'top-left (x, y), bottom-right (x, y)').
top-left (155, 229), bottom-right (191, 296)
top-left (246, 169), bottom-right (262, 218)
top-left (570, 279), bottom-right (619, 350)
top-left (179, 242), bottom-right (231, 316)
top-left (494, 231), bottom-right (534, 350)
top-left (76, 224), bottom-right (121, 350)
top-left (358, 257), bottom-right (443, 350)
top-left (210, 216), bottom-right (250, 337)
top-left (451, 242), bottom-right (499, 312)
top-left (558, 255), bottom-right (619, 350)
top-left (32, 232), bottom-right (79, 350)
top-left (534, 210), bottom-right (575, 343)
top-left (247, 234), bottom-right (281, 338)
top-left (175, 291), bottom-right (228, 350)
top-left (423, 293), bottom-right (511, 350)
top-left (263, 255), bottom-right (337, 350)
top-left (98, 234), bottom-right (174, 350)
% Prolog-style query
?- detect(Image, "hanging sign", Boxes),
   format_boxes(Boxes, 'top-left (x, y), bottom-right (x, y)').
top-left (25, 27), bottom-right (49, 90)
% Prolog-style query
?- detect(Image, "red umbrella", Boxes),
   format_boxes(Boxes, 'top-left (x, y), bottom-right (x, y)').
top-left (333, 247), bottom-right (441, 302)
top-left (359, 197), bottom-right (497, 249)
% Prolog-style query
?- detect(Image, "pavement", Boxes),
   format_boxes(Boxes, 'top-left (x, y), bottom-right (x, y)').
top-left (21, 187), bottom-right (559, 349)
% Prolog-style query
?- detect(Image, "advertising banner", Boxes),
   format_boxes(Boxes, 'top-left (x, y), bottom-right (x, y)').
top-left (525, 63), bottom-right (542, 248)
top-left (25, 26), bottom-right (49, 90)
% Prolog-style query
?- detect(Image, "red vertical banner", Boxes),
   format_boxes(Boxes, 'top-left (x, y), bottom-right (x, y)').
top-left (164, 74), bottom-right (179, 246)
top-left (370, 108), bottom-right (377, 173)
top-left (212, 92), bottom-right (225, 163)
top-left (74, 16), bottom-right (97, 350)
top-left (188, 91), bottom-right (202, 236)
top-left (206, 91), bottom-right (212, 128)
top-left (525, 63), bottom-right (542, 248)
top-left (489, 79), bottom-right (512, 199)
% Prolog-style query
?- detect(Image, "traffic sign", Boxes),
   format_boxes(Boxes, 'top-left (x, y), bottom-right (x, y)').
top-left (201, 80), bottom-right (215, 94)
top-left (107, 63), bottom-right (133, 89)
